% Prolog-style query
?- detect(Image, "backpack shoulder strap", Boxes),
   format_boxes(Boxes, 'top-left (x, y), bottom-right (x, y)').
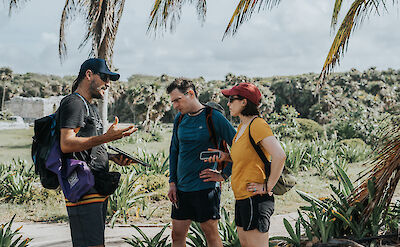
top-left (173, 113), bottom-right (185, 144)
top-left (175, 113), bottom-right (185, 135)
top-left (248, 117), bottom-right (271, 180)
top-left (74, 93), bottom-right (90, 116)
top-left (205, 106), bottom-right (218, 148)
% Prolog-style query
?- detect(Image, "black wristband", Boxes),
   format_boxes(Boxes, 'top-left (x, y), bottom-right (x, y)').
top-left (221, 172), bottom-right (229, 181)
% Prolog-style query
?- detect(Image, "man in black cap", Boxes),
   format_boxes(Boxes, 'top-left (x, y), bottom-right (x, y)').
top-left (58, 58), bottom-right (137, 247)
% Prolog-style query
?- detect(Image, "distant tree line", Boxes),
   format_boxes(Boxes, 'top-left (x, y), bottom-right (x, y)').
top-left (1, 67), bottom-right (399, 144)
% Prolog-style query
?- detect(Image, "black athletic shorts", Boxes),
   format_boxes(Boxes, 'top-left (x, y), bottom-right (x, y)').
top-left (235, 194), bottom-right (274, 233)
top-left (171, 187), bottom-right (221, 223)
top-left (67, 199), bottom-right (108, 247)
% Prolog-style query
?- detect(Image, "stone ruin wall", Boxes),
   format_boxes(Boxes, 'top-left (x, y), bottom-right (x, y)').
top-left (5, 96), bottom-right (65, 122)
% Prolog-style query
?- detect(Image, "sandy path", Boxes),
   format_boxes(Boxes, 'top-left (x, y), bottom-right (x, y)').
top-left (15, 213), bottom-right (297, 247)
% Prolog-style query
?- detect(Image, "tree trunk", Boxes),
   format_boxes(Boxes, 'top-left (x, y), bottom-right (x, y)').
top-left (1, 81), bottom-right (6, 111)
top-left (101, 89), bottom-right (109, 131)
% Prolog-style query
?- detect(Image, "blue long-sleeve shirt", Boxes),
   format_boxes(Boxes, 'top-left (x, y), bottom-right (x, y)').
top-left (169, 109), bottom-right (236, 192)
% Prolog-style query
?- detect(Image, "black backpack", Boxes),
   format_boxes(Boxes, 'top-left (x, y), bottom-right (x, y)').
top-left (32, 113), bottom-right (60, 189)
top-left (31, 93), bottom-right (89, 190)
top-left (175, 103), bottom-right (230, 171)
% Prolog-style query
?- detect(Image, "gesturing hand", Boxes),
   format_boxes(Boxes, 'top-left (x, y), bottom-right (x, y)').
top-left (105, 117), bottom-right (137, 142)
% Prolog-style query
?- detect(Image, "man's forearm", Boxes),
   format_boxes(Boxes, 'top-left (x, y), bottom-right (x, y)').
top-left (61, 134), bottom-right (109, 153)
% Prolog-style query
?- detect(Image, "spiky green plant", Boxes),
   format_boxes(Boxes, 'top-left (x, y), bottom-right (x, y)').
top-left (218, 207), bottom-right (240, 247)
top-left (186, 207), bottom-right (240, 247)
top-left (0, 215), bottom-right (32, 247)
top-left (0, 160), bottom-right (35, 204)
top-left (274, 158), bottom-right (400, 246)
top-left (123, 223), bottom-right (171, 247)
top-left (108, 172), bottom-right (152, 227)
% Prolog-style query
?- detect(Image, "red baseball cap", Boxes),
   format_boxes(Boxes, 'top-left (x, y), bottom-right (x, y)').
top-left (221, 83), bottom-right (262, 105)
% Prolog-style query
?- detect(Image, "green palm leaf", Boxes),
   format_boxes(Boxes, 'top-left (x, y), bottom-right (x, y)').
top-left (148, 0), bottom-right (207, 35)
top-left (223, 0), bottom-right (282, 39)
top-left (320, 0), bottom-right (390, 80)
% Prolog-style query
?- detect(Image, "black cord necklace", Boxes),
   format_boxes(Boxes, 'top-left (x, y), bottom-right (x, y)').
top-left (188, 107), bottom-right (205, 116)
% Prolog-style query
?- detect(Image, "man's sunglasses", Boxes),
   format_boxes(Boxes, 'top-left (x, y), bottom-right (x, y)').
top-left (229, 96), bottom-right (243, 103)
top-left (98, 73), bottom-right (110, 82)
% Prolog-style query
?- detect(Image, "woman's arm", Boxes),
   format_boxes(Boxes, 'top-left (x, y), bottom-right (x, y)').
top-left (259, 136), bottom-right (286, 193)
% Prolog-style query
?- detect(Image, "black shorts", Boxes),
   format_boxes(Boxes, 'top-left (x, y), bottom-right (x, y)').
top-left (171, 187), bottom-right (221, 223)
top-left (67, 199), bottom-right (108, 247)
top-left (235, 194), bottom-right (274, 233)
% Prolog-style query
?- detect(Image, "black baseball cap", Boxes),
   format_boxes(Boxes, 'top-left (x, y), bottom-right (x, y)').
top-left (79, 58), bottom-right (120, 81)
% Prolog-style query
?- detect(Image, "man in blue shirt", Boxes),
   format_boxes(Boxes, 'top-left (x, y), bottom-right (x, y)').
top-left (167, 78), bottom-right (236, 247)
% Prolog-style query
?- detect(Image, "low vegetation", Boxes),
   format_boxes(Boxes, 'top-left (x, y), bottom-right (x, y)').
top-left (1, 67), bottom-right (399, 246)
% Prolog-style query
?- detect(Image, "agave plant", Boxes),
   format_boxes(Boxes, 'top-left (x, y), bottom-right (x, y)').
top-left (187, 221), bottom-right (207, 247)
top-left (0, 215), bottom-right (32, 247)
top-left (0, 160), bottom-right (35, 204)
top-left (186, 207), bottom-right (240, 247)
top-left (218, 207), bottom-right (240, 247)
top-left (123, 223), bottom-right (171, 247)
top-left (133, 150), bottom-right (169, 176)
top-left (273, 160), bottom-right (399, 246)
top-left (108, 172), bottom-right (152, 227)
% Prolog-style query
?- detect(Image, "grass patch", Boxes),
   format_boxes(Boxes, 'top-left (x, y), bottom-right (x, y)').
top-left (0, 128), bottom-right (33, 162)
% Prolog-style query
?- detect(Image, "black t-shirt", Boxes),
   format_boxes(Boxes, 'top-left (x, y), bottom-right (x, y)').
top-left (58, 93), bottom-right (109, 172)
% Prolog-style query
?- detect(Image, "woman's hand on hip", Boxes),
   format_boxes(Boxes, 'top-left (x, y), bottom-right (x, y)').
top-left (247, 182), bottom-right (273, 196)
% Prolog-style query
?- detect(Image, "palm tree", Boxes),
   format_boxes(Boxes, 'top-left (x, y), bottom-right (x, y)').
top-left (7, 0), bottom-right (126, 127)
top-left (0, 67), bottom-right (13, 112)
top-left (148, 0), bottom-right (400, 220)
top-left (148, 0), bottom-right (396, 79)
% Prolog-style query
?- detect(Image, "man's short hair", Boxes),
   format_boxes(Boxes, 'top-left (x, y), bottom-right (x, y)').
top-left (166, 78), bottom-right (198, 97)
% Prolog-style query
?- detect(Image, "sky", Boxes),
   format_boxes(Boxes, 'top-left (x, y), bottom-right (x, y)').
top-left (0, 0), bottom-right (399, 81)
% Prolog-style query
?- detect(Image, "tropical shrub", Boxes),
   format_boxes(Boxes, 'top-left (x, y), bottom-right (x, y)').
top-left (123, 223), bottom-right (171, 247)
top-left (186, 207), bottom-right (240, 247)
top-left (0, 160), bottom-right (36, 204)
top-left (136, 174), bottom-right (168, 201)
top-left (0, 215), bottom-right (32, 247)
top-left (108, 172), bottom-right (151, 226)
top-left (269, 105), bottom-right (300, 140)
top-left (295, 118), bottom-right (325, 140)
top-left (274, 163), bottom-right (399, 246)
top-left (0, 110), bottom-right (13, 120)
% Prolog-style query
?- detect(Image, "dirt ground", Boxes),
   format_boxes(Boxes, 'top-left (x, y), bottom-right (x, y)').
top-left (15, 212), bottom-right (297, 247)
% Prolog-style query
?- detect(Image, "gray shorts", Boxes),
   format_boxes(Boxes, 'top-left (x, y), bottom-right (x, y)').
top-left (66, 199), bottom-right (108, 247)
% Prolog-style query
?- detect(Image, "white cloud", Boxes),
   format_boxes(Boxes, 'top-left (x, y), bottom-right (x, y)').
top-left (41, 32), bottom-right (58, 44)
top-left (0, 0), bottom-right (399, 81)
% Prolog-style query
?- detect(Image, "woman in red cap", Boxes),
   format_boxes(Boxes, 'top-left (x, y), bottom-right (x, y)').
top-left (202, 83), bottom-right (286, 247)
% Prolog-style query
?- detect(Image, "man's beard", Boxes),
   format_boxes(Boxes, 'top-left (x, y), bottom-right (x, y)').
top-left (90, 79), bottom-right (104, 99)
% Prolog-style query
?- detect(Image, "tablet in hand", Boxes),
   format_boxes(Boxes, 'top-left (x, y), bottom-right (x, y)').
top-left (108, 145), bottom-right (151, 167)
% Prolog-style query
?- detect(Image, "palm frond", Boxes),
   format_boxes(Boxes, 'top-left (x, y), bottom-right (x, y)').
top-left (223, 0), bottom-right (281, 39)
top-left (59, 0), bottom-right (125, 65)
top-left (147, 0), bottom-right (207, 35)
top-left (331, 0), bottom-right (344, 30)
top-left (59, 0), bottom-right (76, 61)
top-left (6, 0), bottom-right (30, 16)
top-left (349, 116), bottom-right (400, 221)
top-left (320, 0), bottom-right (390, 81)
